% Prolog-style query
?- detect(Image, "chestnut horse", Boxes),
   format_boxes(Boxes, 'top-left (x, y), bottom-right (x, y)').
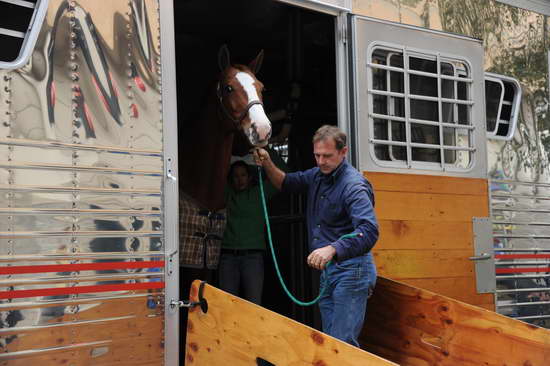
top-left (179, 46), bottom-right (272, 270)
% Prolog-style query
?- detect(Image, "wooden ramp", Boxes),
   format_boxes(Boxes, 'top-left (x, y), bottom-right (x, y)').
top-left (361, 277), bottom-right (550, 366)
top-left (185, 280), bottom-right (397, 366)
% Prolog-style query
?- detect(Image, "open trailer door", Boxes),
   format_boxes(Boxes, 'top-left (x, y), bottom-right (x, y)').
top-left (3, 0), bottom-right (169, 365)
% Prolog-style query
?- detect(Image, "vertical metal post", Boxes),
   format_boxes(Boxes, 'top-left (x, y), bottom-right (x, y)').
top-left (159, 1), bottom-right (180, 365)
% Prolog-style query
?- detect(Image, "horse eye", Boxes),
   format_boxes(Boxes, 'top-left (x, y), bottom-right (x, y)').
top-left (224, 85), bottom-right (233, 93)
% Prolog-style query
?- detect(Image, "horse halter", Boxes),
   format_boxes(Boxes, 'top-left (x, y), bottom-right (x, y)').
top-left (216, 82), bottom-right (263, 126)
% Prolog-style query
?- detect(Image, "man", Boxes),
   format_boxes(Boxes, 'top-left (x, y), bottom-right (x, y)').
top-left (253, 125), bottom-right (378, 347)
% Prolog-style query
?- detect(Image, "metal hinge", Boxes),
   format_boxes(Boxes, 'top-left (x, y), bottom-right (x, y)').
top-left (170, 299), bottom-right (200, 309)
top-left (469, 253), bottom-right (492, 261)
top-left (166, 249), bottom-right (178, 276)
top-left (165, 156), bottom-right (177, 181)
top-left (339, 14), bottom-right (348, 45)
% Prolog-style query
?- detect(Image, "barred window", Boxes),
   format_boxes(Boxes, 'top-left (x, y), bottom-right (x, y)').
top-left (367, 43), bottom-right (475, 172)
top-left (485, 73), bottom-right (521, 140)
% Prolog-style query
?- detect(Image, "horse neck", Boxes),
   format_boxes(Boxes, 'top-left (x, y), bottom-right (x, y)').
top-left (180, 94), bottom-right (235, 212)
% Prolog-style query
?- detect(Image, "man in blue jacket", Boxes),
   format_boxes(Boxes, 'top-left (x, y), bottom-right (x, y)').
top-left (253, 125), bottom-right (378, 347)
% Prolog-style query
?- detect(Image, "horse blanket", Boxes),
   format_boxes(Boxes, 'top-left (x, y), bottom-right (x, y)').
top-left (179, 193), bottom-right (227, 269)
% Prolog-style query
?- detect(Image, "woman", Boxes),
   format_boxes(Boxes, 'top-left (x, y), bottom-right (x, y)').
top-left (219, 153), bottom-right (284, 304)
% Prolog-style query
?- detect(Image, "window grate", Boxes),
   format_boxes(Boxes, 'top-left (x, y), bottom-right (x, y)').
top-left (367, 43), bottom-right (475, 172)
top-left (485, 73), bottom-right (522, 140)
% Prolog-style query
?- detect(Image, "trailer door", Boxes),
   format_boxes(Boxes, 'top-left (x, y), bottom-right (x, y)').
top-left (1, 1), bottom-right (168, 365)
top-left (349, 16), bottom-right (497, 306)
top-left (350, 15), bottom-right (487, 177)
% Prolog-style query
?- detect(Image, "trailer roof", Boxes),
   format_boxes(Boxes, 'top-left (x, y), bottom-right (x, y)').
top-left (497, 0), bottom-right (550, 16)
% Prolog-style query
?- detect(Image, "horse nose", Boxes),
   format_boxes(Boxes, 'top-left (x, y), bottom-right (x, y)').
top-left (249, 104), bottom-right (272, 142)
top-left (253, 122), bottom-right (271, 142)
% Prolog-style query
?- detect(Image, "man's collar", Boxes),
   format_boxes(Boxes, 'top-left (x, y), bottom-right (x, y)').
top-left (319, 159), bottom-right (348, 183)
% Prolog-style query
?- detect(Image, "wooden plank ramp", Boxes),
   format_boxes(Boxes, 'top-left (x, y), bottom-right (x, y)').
top-left (185, 280), bottom-right (397, 366)
top-left (361, 277), bottom-right (550, 366)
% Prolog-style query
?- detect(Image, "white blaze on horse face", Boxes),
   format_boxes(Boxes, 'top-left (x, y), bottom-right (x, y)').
top-left (235, 72), bottom-right (272, 146)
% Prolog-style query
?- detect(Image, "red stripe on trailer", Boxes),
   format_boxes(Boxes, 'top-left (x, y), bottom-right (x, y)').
top-left (1, 282), bottom-right (165, 299)
top-left (0, 260), bottom-right (165, 275)
top-left (495, 254), bottom-right (550, 259)
top-left (496, 267), bottom-right (550, 274)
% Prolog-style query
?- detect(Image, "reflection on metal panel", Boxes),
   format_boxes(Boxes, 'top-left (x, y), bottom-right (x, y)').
top-left (0, 0), bottom-right (165, 364)
top-left (479, 2), bottom-right (550, 327)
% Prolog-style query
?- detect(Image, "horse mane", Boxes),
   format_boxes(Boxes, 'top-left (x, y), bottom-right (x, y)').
top-left (231, 64), bottom-right (249, 72)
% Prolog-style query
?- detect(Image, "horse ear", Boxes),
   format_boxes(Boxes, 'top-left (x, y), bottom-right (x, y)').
top-left (248, 49), bottom-right (264, 74)
top-left (218, 44), bottom-right (231, 71)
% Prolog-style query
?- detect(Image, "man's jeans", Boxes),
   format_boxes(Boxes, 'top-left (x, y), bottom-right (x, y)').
top-left (218, 250), bottom-right (264, 305)
top-left (319, 252), bottom-right (377, 347)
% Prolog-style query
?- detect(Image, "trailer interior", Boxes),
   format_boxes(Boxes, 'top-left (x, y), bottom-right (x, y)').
top-left (175, 0), bottom-right (337, 328)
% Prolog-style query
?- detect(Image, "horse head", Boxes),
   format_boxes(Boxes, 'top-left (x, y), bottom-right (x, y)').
top-left (217, 45), bottom-right (272, 147)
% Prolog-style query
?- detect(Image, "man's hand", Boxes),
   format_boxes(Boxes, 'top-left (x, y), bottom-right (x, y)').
top-left (252, 147), bottom-right (285, 190)
top-left (252, 148), bottom-right (271, 166)
top-left (307, 245), bottom-right (336, 270)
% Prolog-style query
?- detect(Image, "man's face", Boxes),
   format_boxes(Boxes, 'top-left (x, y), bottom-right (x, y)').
top-left (313, 138), bottom-right (348, 175)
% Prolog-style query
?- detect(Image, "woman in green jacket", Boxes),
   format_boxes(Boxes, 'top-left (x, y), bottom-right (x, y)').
top-left (218, 153), bottom-right (282, 305)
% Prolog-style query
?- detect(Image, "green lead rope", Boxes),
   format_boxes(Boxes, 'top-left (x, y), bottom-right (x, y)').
top-left (258, 166), bottom-right (360, 306)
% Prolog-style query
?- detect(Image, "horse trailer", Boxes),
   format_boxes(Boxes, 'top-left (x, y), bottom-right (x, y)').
top-left (2, 0), bottom-right (550, 365)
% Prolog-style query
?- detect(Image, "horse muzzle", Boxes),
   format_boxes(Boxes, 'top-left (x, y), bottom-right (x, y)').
top-left (247, 104), bottom-right (272, 147)
top-left (247, 122), bottom-right (272, 147)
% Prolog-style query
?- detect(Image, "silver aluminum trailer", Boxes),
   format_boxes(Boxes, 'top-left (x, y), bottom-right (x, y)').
top-left (2, 0), bottom-right (550, 365)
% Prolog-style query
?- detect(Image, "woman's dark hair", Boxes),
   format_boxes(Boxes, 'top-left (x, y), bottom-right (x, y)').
top-left (228, 161), bottom-right (258, 192)
top-left (228, 160), bottom-right (250, 178)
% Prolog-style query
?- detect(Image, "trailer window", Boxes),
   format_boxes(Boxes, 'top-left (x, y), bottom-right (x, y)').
top-left (0, 0), bottom-right (49, 69)
top-left (485, 73), bottom-right (521, 140)
top-left (367, 43), bottom-right (475, 171)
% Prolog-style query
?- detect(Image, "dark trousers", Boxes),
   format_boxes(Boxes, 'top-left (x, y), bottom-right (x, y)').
top-left (218, 250), bottom-right (264, 305)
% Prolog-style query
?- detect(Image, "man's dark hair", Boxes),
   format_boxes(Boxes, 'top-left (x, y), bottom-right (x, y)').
top-left (312, 125), bottom-right (347, 150)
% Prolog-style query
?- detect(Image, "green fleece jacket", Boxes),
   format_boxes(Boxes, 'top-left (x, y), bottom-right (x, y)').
top-left (222, 152), bottom-right (286, 250)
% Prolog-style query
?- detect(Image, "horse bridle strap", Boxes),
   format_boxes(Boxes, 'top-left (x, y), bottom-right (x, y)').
top-left (217, 82), bottom-right (263, 125)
